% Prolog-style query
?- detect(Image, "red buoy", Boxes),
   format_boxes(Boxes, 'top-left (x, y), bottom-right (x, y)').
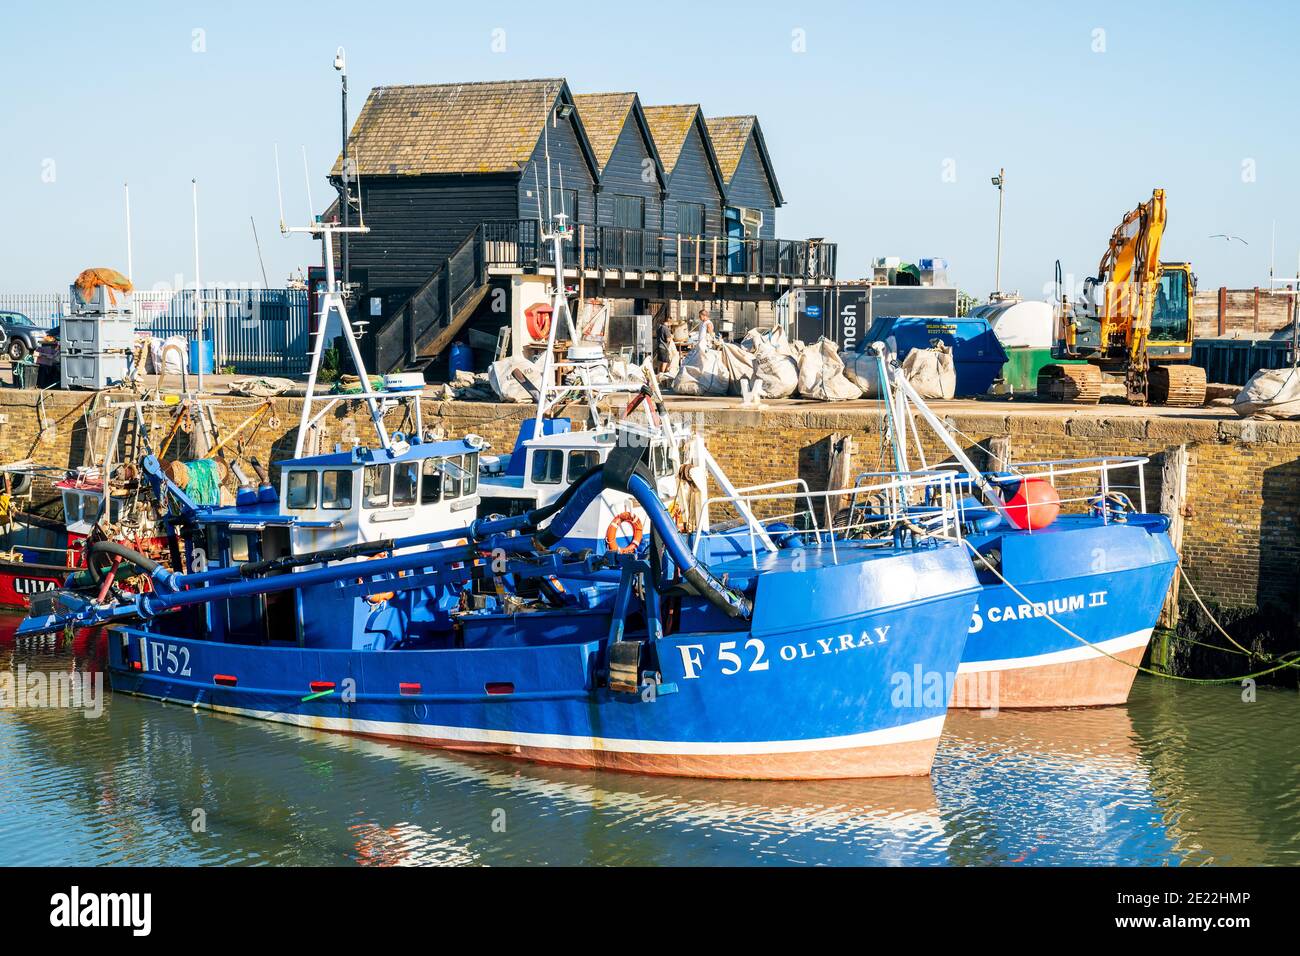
top-left (1004, 477), bottom-right (1060, 530)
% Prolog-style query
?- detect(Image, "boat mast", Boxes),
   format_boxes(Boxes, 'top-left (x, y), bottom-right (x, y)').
top-left (278, 145), bottom-right (386, 457)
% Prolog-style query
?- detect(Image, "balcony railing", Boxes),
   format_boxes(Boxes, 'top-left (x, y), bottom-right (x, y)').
top-left (481, 219), bottom-right (836, 281)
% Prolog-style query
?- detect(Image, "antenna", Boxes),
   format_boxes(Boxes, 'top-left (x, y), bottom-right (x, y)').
top-left (533, 165), bottom-right (544, 227)
top-left (274, 144), bottom-right (287, 234)
top-left (543, 93), bottom-right (553, 223)
top-left (123, 182), bottom-right (134, 283)
top-left (354, 148), bottom-right (365, 227)
top-left (250, 216), bottom-right (269, 287)
top-left (301, 145), bottom-right (315, 221)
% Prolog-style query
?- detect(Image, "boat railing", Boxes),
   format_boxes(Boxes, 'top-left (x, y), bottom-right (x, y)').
top-left (852, 455), bottom-right (1152, 529)
top-left (693, 470), bottom-right (968, 568)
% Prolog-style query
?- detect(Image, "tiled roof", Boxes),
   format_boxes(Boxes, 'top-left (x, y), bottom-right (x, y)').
top-left (572, 93), bottom-right (636, 171)
top-left (704, 116), bottom-right (756, 184)
top-left (641, 104), bottom-right (702, 176)
top-left (331, 78), bottom-right (566, 177)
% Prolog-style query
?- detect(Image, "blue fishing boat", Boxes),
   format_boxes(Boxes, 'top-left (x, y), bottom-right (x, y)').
top-left (16, 218), bottom-right (983, 781)
top-left (838, 347), bottom-right (1178, 709)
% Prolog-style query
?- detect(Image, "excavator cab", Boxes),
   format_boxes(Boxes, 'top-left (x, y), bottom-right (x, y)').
top-left (1149, 262), bottom-right (1195, 349)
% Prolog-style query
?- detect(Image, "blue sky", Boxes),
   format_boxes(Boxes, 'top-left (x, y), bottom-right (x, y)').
top-left (2, 0), bottom-right (1296, 298)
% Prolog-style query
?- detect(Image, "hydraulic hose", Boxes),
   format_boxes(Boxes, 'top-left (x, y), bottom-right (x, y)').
top-left (86, 540), bottom-right (163, 583)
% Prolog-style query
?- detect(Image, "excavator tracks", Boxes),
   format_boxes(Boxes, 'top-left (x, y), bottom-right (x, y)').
top-left (1036, 363), bottom-right (1104, 404)
top-left (1148, 364), bottom-right (1207, 407)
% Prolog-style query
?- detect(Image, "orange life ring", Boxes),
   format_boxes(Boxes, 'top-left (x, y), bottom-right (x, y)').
top-left (604, 512), bottom-right (643, 554)
top-left (525, 304), bottom-right (552, 341)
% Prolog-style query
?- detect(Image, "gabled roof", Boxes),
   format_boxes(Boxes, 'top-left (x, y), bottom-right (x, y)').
top-left (330, 78), bottom-right (599, 179)
top-left (572, 92), bottom-right (667, 190)
top-left (642, 104), bottom-right (727, 196)
top-left (705, 115), bottom-right (785, 206)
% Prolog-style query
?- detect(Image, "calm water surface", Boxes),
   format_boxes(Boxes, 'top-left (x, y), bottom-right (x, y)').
top-left (1, 618), bottom-right (1296, 866)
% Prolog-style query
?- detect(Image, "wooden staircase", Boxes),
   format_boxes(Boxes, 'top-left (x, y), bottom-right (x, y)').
top-left (371, 226), bottom-right (491, 374)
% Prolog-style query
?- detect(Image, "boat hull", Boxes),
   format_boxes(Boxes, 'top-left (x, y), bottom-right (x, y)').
top-left (105, 560), bottom-right (978, 780)
top-left (952, 518), bottom-right (1178, 710)
top-left (0, 562), bottom-right (65, 609)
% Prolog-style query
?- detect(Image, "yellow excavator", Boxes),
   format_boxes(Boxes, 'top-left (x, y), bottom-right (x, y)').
top-left (1038, 188), bottom-right (1207, 406)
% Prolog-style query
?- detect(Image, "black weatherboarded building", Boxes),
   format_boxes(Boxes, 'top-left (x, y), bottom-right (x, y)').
top-left (328, 77), bottom-right (835, 376)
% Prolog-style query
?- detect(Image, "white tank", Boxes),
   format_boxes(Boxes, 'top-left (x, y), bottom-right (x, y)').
top-left (983, 300), bottom-right (1053, 349)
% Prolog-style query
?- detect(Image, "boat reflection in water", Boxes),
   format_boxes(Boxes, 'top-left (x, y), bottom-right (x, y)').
top-left (4, 617), bottom-right (1292, 866)
top-left (934, 705), bottom-right (1178, 866)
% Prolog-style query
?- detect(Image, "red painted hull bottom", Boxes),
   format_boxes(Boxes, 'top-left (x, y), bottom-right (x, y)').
top-left (949, 646), bottom-right (1146, 710)
top-left (353, 731), bottom-right (944, 780)
top-left (0, 565), bottom-right (65, 609)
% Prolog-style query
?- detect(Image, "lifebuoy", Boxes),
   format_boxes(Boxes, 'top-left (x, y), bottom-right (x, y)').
top-left (525, 304), bottom-right (552, 341)
top-left (604, 512), bottom-right (643, 554)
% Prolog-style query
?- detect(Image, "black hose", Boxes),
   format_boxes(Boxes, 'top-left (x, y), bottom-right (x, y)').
top-left (86, 540), bottom-right (162, 583)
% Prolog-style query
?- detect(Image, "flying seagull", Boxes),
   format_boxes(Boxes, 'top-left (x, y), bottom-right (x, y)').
top-left (1209, 234), bottom-right (1249, 245)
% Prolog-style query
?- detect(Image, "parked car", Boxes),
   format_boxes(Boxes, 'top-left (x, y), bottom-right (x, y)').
top-left (0, 311), bottom-right (51, 361)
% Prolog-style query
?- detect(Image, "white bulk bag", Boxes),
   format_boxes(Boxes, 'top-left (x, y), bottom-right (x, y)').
top-left (672, 340), bottom-right (731, 396)
top-left (489, 356), bottom-right (543, 403)
top-left (750, 339), bottom-right (799, 399)
top-left (900, 342), bottom-right (956, 400)
top-left (1233, 367), bottom-right (1300, 420)
top-left (797, 337), bottom-right (862, 401)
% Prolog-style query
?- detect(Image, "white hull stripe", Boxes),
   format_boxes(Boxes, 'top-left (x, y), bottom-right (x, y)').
top-left (190, 702), bottom-right (947, 756)
top-left (957, 628), bottom-right (1153, 674)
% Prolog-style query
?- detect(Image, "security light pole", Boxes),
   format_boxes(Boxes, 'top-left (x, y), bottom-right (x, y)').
top-left (991, 168), bottom-right (1005, 297)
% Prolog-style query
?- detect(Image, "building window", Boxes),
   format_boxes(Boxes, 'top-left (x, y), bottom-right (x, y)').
top-left (363, 464), bottom-right (391, 509)
top-left (285, 471), bottom-right (318, 510)
top-left (321, 470), bottom-right (354, 510)
top-left (612, 195), bottom-right (645, 230)
top-left (676, 202), bottom-right (705, 236)
top-left (531, 449), bottom-right (564, 485)
top-left (557, 189), bottom-right (578, 226)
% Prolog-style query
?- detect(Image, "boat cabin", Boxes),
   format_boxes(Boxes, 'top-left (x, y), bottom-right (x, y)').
top-left (175, 437), bottom-right (484, 648)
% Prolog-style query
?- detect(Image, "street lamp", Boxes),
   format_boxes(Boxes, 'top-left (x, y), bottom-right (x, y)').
top-left (335, 46), bottom-right (349, 291)
top-left (991, 168), bottom-right (1005, 298)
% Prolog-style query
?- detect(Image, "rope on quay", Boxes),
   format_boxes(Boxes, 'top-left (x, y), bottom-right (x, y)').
top-left (957, 539), bottom-right (1300, 685)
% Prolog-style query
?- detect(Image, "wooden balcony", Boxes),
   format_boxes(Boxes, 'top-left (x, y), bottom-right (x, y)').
top-left (481, 219), bottom-right (836, 289)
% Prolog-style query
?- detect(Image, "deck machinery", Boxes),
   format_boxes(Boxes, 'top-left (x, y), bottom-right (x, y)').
top-left (1039, 188), bottom-right (1207, 407)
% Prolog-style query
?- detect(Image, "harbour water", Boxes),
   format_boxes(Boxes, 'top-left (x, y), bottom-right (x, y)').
top-left (1, 617), bottom-right (1295, 866)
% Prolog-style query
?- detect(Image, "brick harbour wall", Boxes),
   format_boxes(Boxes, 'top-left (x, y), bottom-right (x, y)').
top-left (2, 389), bottom-right (1297, 624)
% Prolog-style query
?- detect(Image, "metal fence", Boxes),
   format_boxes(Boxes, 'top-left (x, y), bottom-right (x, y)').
top-left (0, 288), bottom-right (310, 374)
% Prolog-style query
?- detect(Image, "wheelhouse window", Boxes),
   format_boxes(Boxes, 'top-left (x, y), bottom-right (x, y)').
top-left (229, 532), bottom-right (253, 564)
top-left (567, 449), bottom-right (599, 482)
top-left (363, 464), bottom-right (391, 509)
top-left (531, 449), bottom-right (564, 485)
top-left (321, 469), bottom-right (354, 510)
top-left (464, 452), bottom-right (478, 496)
top-left (420, 458), bottom-right (442, 505)
top-left (285, 470), bottom-right (317, 510)
top-left (393, 462), bottom-right (418, 507)
top-left (443, 456), bottom-right (465, 499)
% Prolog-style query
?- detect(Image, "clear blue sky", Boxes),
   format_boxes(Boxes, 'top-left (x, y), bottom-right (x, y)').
top-left (2, 0), bottom-right (1295, 299)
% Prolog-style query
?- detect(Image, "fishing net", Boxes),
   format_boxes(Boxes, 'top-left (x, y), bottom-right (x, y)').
top-left (73, 268), bottom-right (134, 305)
top-left (163, 459), bottom-right (222, 505)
